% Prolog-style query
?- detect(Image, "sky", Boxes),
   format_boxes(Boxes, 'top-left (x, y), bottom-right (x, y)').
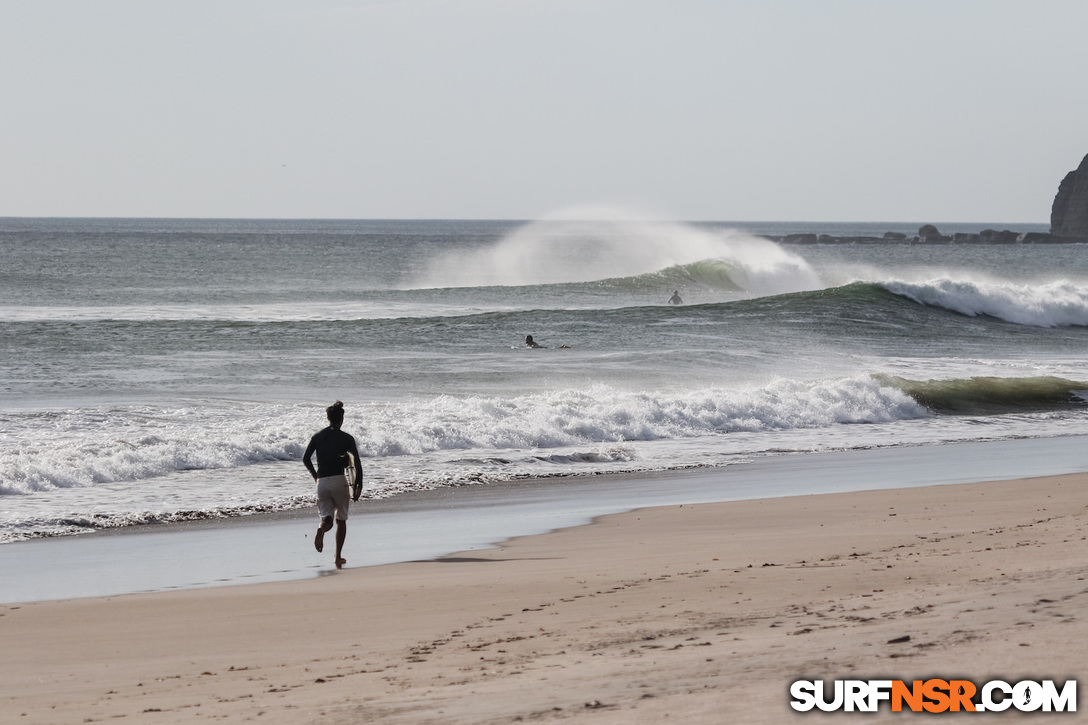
top-left (2, 0), bottom-right (1086, 223)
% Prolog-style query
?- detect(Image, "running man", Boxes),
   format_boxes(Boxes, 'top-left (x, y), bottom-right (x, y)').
top-left (303, 401), bottom-right (362, 569)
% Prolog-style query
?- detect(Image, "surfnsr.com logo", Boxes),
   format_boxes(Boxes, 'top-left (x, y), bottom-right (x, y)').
top-left (790, 679), bottom-right (1076, 713)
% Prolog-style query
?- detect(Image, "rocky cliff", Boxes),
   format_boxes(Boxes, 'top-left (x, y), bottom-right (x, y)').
top-left (1051, 152), bottom-right (1088, 237)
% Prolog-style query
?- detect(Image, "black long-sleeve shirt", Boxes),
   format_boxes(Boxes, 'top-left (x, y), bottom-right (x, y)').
top-left (303, 426), bottom-right (362, 485)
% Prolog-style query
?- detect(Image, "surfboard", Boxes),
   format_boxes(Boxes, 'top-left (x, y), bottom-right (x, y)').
top-left (344, 450), bottom-right (362, 501)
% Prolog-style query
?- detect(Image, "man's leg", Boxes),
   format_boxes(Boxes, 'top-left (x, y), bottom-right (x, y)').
top-left (315, 515), bottom-right (333, 552)
top-left (335, 519), bottom-right (347, 569)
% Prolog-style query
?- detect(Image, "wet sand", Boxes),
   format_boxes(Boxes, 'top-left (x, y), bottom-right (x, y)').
top-left (3, 472), bottom-right (1087, 723)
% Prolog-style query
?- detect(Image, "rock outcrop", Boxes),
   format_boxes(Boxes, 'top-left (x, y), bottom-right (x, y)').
top-left (763, 228), bottom-right (1074, 245)
top-left (1051, 153), bottom-right (1088, 238)
top-left (918, 224), bottom-right (951, 243)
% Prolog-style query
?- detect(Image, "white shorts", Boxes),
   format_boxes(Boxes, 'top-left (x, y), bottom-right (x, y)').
top-left (316, 474), bottom-right (350, 521)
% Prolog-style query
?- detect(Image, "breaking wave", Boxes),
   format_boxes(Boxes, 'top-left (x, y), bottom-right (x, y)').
top-left (411, 207), bottom-right (822, 295)
top-left (1, 378), bottom-right (925, 496)
top-left (880, 277), bottom-right (1088, 327)
top-left (880, 375), bottom-right (1088, 415)
top-left (6, 375), bottom-right (1086, 541)
top-left (15, 375), bottom-right (1080, 499)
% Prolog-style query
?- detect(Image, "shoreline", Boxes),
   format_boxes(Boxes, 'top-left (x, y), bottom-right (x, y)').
top-left (4, 434), bottom-right (1088, 604)
top-left (2, 471), bottom-right (1086, 723)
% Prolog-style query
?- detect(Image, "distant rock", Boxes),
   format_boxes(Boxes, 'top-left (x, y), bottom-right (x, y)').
top-left (763, 219), bottom-right (1080, 246)
top-left (1051, 153), bottom-right (1088, 238)
top-left (980, 229), bottom-right (1019, 244)
top-left (1019, 232), bottom-right (1063, 244)
top-left (918, 224), bottom-right (951, 243)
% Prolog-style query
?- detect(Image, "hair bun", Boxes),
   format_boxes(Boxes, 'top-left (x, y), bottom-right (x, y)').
top-left (326, 401), bottom-right (345, 421)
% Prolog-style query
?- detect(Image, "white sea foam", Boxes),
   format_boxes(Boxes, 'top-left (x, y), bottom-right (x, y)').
top-left (412, 206), bottom-right (822, 295)
top-left (0, 405), bottom-right (310, 496)
top-left (0, 378), bottom-right (927, 497)
top-left (882, 277), bottom-right (1088, 327)
top-left (364, 378), bottom-right (927, 457)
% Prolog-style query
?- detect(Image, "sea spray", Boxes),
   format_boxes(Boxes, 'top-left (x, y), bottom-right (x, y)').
top-left (412, 206), bottom-right (823, 295)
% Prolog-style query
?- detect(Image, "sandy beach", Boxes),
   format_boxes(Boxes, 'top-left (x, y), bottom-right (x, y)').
top-left (3, 471), bottom-right (1087, 724)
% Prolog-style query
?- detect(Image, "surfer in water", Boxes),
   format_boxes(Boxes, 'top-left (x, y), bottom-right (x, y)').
top-left (303, 401), bottom-right (362, 569)
top-left (668, 290), bottom-right (683, 305)
top-left (526, 334), bottom-right (572, 349)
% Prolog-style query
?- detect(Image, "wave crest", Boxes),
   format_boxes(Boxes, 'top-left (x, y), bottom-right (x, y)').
top-left (881, 277), bottom-right (1088, 327)
top-left (623, 259), bottom-right (745, 292)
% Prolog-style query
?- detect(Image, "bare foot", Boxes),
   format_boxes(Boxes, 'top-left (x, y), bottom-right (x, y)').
top-left (336, 558), bottom-right (346, 569)
top-left (314, 528), bottom-right (324, 553)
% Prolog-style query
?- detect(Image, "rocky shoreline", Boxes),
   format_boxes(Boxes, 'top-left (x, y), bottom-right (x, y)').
top-left (762, 224), bottom-right (1088, 245)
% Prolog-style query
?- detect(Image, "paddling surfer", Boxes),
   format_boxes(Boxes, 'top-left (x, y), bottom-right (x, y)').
top-left (303, 401), bottom-right (362, 569)
top-left (525, 334), bottom-right (571, 349)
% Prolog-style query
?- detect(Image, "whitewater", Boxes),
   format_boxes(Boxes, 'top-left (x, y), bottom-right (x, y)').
top-left (2, 215), bottom-right (1087, 542)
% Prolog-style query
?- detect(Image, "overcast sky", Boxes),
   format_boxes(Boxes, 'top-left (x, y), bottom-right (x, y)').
top-left (2, 0), bottom-right (1085, 222)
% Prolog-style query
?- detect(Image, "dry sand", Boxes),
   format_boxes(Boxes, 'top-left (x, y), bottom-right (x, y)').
top-left (3, 473), bottom-right (1087, 724)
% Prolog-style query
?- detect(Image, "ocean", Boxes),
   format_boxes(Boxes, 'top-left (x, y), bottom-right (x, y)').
top-left (2, 215), bottom-right (1085, 544)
